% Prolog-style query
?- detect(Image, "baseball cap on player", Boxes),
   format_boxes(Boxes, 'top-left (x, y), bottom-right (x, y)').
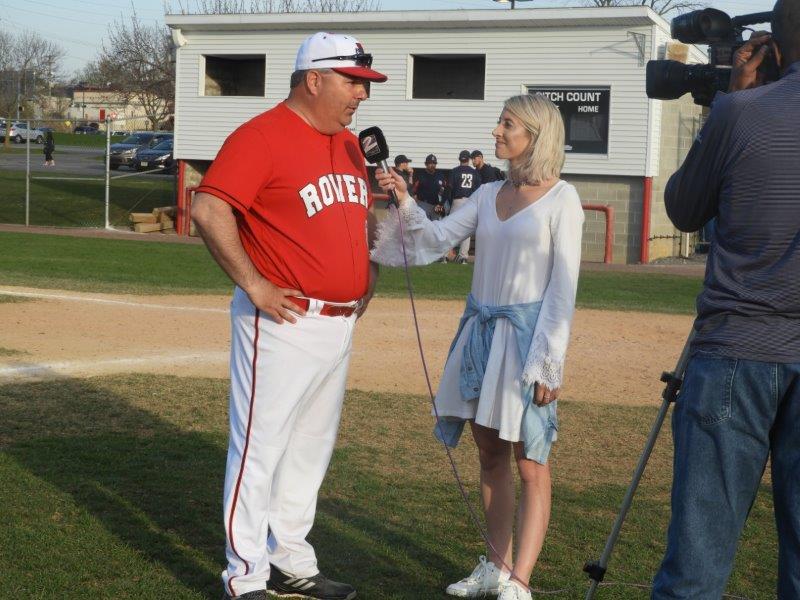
top-left (394, 154), bottom-right (411, 166)
top-left (425, 154), bottom-right (438, 164)
top-left (295, 32), bottom-right (388, 82)
top-left (470, 150), bottom-right (483, 158)
top-left (459, 150), bottom-right (471, 161)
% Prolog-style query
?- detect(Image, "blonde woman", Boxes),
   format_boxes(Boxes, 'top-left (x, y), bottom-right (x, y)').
top-left (372, 94), bottom-right (584, 600)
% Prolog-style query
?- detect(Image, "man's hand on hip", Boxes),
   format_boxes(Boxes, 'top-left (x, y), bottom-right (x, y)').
top-left (356, 261), bottom-right (379, 319)
top-left (245, 279), bottom-right (305, 325)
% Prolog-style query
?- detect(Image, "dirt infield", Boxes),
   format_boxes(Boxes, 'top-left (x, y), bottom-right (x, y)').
top-left (0, 286), bottom-right (693, 407)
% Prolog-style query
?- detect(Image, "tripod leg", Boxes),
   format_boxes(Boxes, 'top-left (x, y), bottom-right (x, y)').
top-left (583, 331), bottom-right (695, 599)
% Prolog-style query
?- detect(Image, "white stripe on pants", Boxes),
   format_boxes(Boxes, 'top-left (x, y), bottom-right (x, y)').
top-left (222, 287), bottom-right (355, 596)
top-left (450, 197), bottom-right (472, 259)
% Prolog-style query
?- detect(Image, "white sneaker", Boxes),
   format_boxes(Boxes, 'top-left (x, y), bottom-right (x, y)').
top-left (497, 580), bottom-right (532, 600)
top-left (446, 555), bottom-right (507, 597)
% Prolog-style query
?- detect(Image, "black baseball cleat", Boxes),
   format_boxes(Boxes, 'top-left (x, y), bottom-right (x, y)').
top-left (268, 564), bottom-right (356, 599)
top-left (221, 589), bottom-right (268, 600)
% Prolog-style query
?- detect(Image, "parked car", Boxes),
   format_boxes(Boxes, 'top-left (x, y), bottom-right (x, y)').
top-left (8, 122), bottom-right (45, 144)
top-left (74, 124), bottom-right (100, 134)
top-left (133, 138), bottom-right (175, 173)
top-left (108, 132), bottom-right (173, 170)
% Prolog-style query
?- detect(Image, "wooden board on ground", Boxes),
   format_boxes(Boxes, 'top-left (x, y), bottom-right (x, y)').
top-left (152, 206), bottom-right (177, 221)
top-left (129, 212), bottom-right (158, 224)
top-left (133, 222), bottom-right (164, 234)
top-left (129, 206), bottom-right (178, 234)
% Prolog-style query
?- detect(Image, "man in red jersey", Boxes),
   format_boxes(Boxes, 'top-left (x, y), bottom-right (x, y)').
top-left (191, 32), bottom-right (387, 600)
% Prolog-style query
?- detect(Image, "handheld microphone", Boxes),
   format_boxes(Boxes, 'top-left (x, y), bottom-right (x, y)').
top-left (358, 126), bottom-right (397, 208)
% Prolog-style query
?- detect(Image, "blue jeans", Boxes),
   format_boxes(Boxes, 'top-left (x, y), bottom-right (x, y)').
top-left (652, 351), bottom-right (800, 599)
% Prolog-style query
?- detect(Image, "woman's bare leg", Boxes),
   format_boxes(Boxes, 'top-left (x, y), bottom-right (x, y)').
top-left (509, 442), bottom-right (551, 584)
top-left (470, 421), bottom-right (514, 570)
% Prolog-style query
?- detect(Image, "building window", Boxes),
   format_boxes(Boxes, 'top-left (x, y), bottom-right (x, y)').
top-left (527, 86), bottom-right (611, 154)
top-left (204, 55), bottom-right (265, 97)
top-left (412, 55), bottom-right (485, 100)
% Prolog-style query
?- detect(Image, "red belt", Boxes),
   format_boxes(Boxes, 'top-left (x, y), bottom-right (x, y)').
top-left (288, 296), bottom-right (360, 318)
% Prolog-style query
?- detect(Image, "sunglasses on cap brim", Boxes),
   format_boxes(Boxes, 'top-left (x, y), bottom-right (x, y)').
top-left (311, 53), bottom-right (374, 67)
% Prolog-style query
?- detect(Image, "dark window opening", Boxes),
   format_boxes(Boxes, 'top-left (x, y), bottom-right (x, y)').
top-left (412, 55), bottom-right (485, 100)
top-left (204, 55), bottom-right (265, 97)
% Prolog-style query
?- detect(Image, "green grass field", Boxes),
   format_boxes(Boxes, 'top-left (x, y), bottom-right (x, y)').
top-left (1, 132), bottom-right (108, 149)
top-left (0, 375), bottom-right (777, 599)
top-left (0, 232), bottom-right (703, 312)
top-left (0, 170), bottom-right (175, 228)
top-left (0, 232), bottom-right (776, 598)
top-left (53, 132), bottom-right (111, 148)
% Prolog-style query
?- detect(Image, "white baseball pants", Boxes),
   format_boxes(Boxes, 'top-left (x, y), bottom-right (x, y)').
top-left (222, 287), bottom-right (356, 597)
top-left (450, 197), bottom-right (472, 259)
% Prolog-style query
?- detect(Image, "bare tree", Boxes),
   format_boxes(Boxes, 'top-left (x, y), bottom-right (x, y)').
top-left (1, 30), bottom-right (62, 148)
top-left (91, 9), bottom-right (175, 130)
top-left (577, 0), bottom-right (702, 16)
top-left (0, 29), bottom-right (65, 120)
top-left (167, 0), bottom-right (380, 14)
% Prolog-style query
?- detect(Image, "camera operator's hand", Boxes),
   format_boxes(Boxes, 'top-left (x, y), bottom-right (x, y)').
top-left (729, 35), bottom-right (773, 92)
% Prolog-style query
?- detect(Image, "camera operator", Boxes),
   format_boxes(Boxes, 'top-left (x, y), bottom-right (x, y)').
top-left (653, 2), bottom-right (800, 598)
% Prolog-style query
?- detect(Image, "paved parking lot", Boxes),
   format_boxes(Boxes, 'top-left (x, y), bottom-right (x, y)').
top-left (1, 145), bottom-right (113, 177)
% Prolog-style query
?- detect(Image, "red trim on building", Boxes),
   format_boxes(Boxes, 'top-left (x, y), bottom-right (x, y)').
top-left (582, 204), bottom-right (615, 264)
top-left (226, 307), bottom-right (261, 596)
top-left (176, 159), bottom-right (185, 215)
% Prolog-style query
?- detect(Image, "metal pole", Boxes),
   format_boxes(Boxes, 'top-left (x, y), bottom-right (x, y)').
top-left (104, 117), bottom-right (111, 229)
top-left (25, 119), bottom-right (30, 226)
top-left (584, 331), bottom-right (696, 599)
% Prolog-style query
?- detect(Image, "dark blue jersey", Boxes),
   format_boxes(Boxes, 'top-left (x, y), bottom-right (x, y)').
top-left (414, 169), bottom-right (447, 205)
top-left (448, 165), bottom-right (481, 200)
top-left (477, 163), bottom-right (505, 183)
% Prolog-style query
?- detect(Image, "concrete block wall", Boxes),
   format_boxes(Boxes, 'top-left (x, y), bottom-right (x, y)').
top-left (184, 160), bottom-right (208, 189)
top-left (566, 174), bottom-right (644, 264)
top-left (648, 96), bottom-right (704, 260)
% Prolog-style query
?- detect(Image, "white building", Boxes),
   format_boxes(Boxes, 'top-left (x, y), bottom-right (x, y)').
top-left (166, 7), bottom-right (705, 262)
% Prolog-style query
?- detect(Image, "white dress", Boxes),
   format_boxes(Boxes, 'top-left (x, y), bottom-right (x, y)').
top-left (371, 179), bottom-right (584, 446)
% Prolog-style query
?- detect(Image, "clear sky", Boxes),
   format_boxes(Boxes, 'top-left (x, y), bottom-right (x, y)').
top-left (0, 0), bottom-right (778, 78)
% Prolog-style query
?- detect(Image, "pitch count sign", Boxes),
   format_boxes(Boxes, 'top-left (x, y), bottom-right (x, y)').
top-left (528, 86), bottom-right (611, 154)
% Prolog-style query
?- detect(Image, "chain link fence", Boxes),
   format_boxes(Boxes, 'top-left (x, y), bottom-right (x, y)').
top-left (0, 117), bottom-right (176, 231)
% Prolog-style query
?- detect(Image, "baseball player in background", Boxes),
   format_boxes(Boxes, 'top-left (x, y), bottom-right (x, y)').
top-left (413, 153), bottom-right (448, 220)
top-left (447, 150), bottom-right (481, 264)
top-left (191, 32), bottom-right (387, 600)
top-left (394, 154), bottom-right (414, 193)
top-left (470, 150), bottom-right (505, 184)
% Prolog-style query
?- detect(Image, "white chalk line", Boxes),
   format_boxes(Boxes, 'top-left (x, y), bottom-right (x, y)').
top-left (0, 351), bottom-right (230, 379)
top-left (0, 289), bottom-right (228, 314)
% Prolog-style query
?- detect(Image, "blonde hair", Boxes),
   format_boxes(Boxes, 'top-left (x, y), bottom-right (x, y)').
top-left (502, 94), bottom-right (565, 186)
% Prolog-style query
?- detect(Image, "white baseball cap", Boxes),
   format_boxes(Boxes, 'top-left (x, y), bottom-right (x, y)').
top-left (295, 32), bottom-right (387, 82)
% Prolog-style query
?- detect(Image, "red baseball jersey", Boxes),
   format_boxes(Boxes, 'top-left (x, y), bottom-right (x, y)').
top-left (196, 102), bottom-right (373, 303)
